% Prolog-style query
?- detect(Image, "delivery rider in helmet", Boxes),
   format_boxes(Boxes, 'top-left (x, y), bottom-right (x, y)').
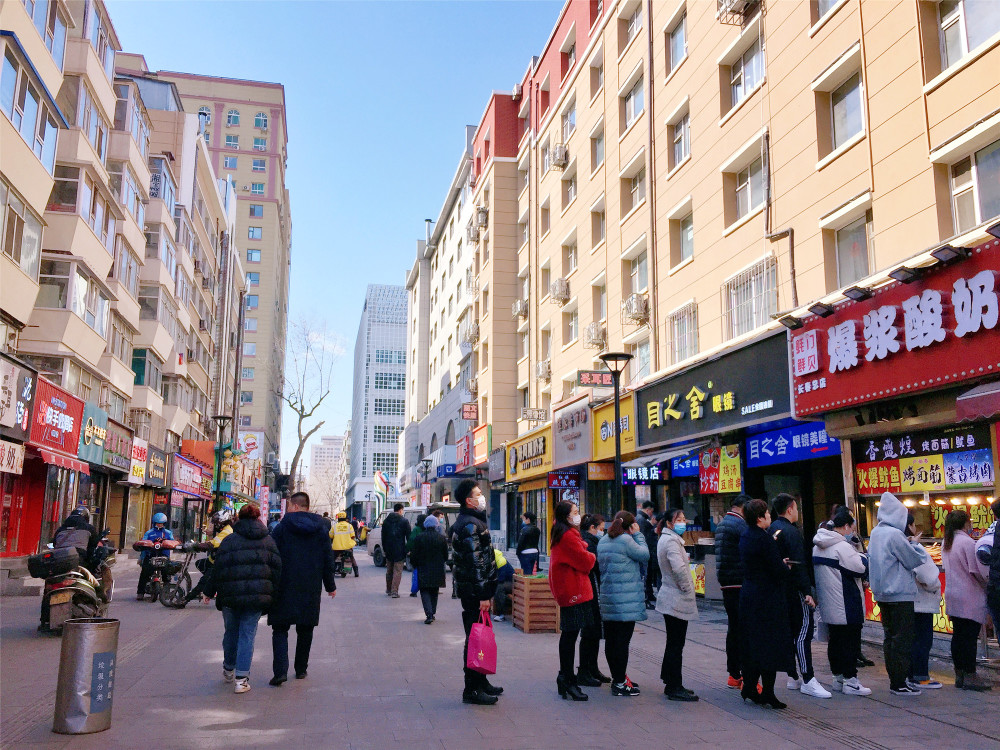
top-left (135, 512), bottom-right (174, 600)
top-left (183, 507), bottom-right (235, 604)
top-left (331, 511), bottom-right (359, 577)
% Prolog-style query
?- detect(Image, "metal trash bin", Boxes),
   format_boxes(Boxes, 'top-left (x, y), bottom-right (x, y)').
top-left (52, 618), bottom-right (120, 734)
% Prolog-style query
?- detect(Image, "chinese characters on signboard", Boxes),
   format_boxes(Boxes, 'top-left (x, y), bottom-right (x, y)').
top-left (461, 403), bottom-right (479, 421)
top-left (577, 370), bottom-right (614, 387)
top-left (0, 439), bottom-right (25, 474)
top-left (699, 445), bottom-right (742, 494)
top-left (29, 379), bottom-right (83, 455)
top-left (0, 356), bottom-right (36, 442)
top-left (548, 471), bottom-right (579, 489)
top-left (621, 463), bottom-right (666, 485)
top-left (128, 438), bottom-right (148, 485)
top-left (746, 422), bottom-right (841, 468)
top-left (553, 400), bottom-right (591, 468)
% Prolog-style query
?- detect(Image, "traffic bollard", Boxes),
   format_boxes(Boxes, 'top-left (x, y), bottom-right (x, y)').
top-left (52, 618), bottom-right (120, 734)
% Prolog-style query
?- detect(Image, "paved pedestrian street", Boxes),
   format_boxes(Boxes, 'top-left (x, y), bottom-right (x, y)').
top-left (1, 560), bottom-right (998, 750)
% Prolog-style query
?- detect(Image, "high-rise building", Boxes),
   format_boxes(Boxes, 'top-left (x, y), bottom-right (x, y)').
top-left (346, 285), bottom-right (407, 515)
top-left (142, 67), bottom-right (292, 463)
top-left (307, 433), bottom-right (345, 516)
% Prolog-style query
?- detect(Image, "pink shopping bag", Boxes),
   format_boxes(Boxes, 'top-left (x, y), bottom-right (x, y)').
top-left (466, 611), bottom-right (497, 675)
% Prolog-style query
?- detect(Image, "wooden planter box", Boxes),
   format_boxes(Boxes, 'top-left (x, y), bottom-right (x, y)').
top-left (513, 572), bottom-right (559, 633)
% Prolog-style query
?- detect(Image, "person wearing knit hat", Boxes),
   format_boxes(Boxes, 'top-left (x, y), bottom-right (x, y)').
top-left (410, 513), bottom-right (449, 624)
top-left (867, 492), bottom-right (927, 696)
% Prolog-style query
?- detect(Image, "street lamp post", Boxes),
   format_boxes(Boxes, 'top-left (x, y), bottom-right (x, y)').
top-left (599, 352), bottom-right (633, 513)
top-left (212, 414), bottom-right (233, 513)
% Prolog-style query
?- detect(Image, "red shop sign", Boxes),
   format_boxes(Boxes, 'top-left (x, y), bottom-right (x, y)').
top-left (792, 241), bottom-right (1000, 417)
top-left (28, 378), bottom-right (84, 455)
top-left (171, 454), bottom-right (203, 495)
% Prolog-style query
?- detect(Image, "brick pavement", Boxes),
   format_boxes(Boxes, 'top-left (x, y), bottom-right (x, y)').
top-left (1, 557), bottom-right (998, 750)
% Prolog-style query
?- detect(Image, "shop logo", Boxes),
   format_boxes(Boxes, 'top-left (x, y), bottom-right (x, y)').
top-left (83, 417), bottom-right (106, 447)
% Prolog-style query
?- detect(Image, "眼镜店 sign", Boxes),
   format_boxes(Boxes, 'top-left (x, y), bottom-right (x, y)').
top-left (636, 334), bottom-right (791, 449)
top-left (622, 463), bottom-right (666, 485)
top-left (29, 379), bottom-right (84, 455)
top-left (792, 242), bottom-right (1000, 417)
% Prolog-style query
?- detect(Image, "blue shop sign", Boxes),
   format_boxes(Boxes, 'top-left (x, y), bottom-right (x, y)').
top-left (671, 453), bottom-right (699, 478)
top-left (436, 464), bottom-right (456, 478)
top-left (746, 422), bottom-right (841, 468)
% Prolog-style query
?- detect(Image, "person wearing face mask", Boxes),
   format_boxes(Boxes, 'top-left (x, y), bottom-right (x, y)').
top-left (577, 514), bottom-right (610, 686)
top-left (904, 515), bottom-right (945, 691)
top-left (548, 501), bottom-right (597, 701)
top-left (655, 509), bottom-right (699, 701)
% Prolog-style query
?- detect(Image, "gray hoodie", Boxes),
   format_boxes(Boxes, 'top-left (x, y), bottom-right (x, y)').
top-left (867, 492), bottom-right (925, 603)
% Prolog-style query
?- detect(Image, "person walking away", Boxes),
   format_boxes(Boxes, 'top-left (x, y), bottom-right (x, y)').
top-left (812, 508), bottom-right (873, 696)
top-left (135, 513), bottom-right (174, 600)
top-left (202, 504), bottom-right (281, 694)
top-left (941, 510), bottom-right (992, 691)
top-left (549, 500), bottom-right (597, 701)
top-left (738, 499), bottom-right (792, 709)
top-left (868, 491), bottom-right (927, 696)
top-left (330, 511), bottom-right (359, 577)
top-left (185, 508), bottom-right (235, 604)
top-left (448, 479), bottom-right (502, 705)
top-left (492, 549), bottom-right (515, 621)
top-left (411, 515), bottom-right (448, 623)
top-left (637, 501), bottom-right (659, 609)
top-left (770, 493), bottom-right (830, 699)
top-left (655, 509), bottom-right (699, 701)
top-left (578, 514), bottom-right (609, 685)
top-left (904, 515), bottom-right (944, 690)
top-left (267, 492), bottom-right (336, 686)
top-left (406, 513), bottom-right (427, 596)
top-left (516, 511), bottom-right (541, 574)
top-left (975, 498), bottom-right (1000, 633)
top-left (715, 494), bottom-right (750, 689)
top-left (597, 511), bottom-right (649, 697)
top-left (382, 503), bottom-right (411, 598)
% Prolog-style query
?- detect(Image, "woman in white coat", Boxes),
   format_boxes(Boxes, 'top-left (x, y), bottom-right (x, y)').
top-left (654, 509), bottom-right (699, 701)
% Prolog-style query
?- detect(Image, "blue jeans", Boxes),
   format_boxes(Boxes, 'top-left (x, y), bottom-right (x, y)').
top-left (411, 567), bottom-right (419, 594)
top-left (517, 552), bottom-right (539, 575)
top-left (222, 608), bottom-right (261, 678)
top-left (908, 612), bottom-right (934, 681)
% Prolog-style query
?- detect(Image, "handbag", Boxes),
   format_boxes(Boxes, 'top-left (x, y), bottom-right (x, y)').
top-left (466, 611), bottom-right (497, 675)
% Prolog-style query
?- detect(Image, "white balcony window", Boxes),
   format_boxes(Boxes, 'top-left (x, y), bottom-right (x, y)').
top-left (951, 137), bottom-right (1000, 233)
top-left (831, 74), bottom-right (863, 149)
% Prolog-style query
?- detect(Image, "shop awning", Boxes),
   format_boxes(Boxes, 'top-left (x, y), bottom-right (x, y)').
top-left (956, 380), bottom-right (1000, 422)
top-left (623, 442), bottom-right (708, 468)
top-left (39, 449), bottom-right (90, 475)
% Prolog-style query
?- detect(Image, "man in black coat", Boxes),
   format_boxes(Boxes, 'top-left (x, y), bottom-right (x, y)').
top-left (715, 494), bottom-right (750, 688)
top-left (637, 500), bottom-right (659, 607)
top-left (770, 493), bottom-right (831, 699)
top-left (449, 479), bottom-right (501, 706)
top-left (267, 492), bottom-right (337, 686)
top-left (53, 507), bottom-right (99, 568)
top-left (381, 503), bottom-right (411, 598)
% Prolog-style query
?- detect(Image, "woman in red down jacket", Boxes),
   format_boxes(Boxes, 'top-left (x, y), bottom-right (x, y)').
top-left (548, 499), bottom-right (596, 701)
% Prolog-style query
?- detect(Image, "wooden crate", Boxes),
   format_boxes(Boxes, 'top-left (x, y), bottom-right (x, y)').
top-left (513, 573), bottom-right (560, 633)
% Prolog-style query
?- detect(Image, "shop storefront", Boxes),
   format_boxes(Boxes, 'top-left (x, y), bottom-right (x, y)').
top-left (790, 236), bottom-right (999, 635)
top-left (505, 424), bottom-right (553, 552)
top-left (0, 354), bottom-right (38, 557)
top-left (76, 402), bottom-right (109, 534)
top-left (552, 395), bottom-right (591, 522)
top-left (163, 453), bottom-right (211, 543)
top-left (589, 392), bottom-right (637, 520)
top-left (101, 420), bottom-right (133, 549)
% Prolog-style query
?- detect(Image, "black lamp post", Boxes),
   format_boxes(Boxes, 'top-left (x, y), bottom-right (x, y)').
top-left (212, 414), bottom-right (233, 512)
top-left (599, 352), bottom-right (633, 512)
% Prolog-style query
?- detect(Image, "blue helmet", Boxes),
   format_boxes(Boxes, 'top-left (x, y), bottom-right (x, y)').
top-left (152, 512), bottom-right (168, 525)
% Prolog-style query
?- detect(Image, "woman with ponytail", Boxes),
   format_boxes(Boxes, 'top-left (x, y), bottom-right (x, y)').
top-left (548, 500), bottom-right (597, 701)
top-left (596, 511), bottom-right (649, 696)
top-left (655, 509), bottom-right (699, 701)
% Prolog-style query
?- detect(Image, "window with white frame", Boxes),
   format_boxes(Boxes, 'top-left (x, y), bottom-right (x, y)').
top-left (227, 109), bottom-right (240, 126)
top-left (735, 157), bottom-right (765, 221)
top-left (621, 4), bottom-right (642, 50)
top-left (594, 283), bottom-right (607, 321)
top-left (939, 0), bottom-right (1000, 70)
top-left (243, 342), bottom-right (256, 356)
top-left (24, 0), bottom-right (68, 70)
top-left (254, 112), bottom-right (268, 129)
top-left (248, 226), bottom-right (263, 240)
top-left (831, 73), bottom-right (863, 149)
top-left (669, 303), bottom-right (698, 364)
top-left (622, 167), bottom-right (646, 215)
top-left (592, 206), bottom-right (606, 247)
top-left (244, 317), bottom-right (258, 332)
top-left (817, 0), bottom-right (839, 20)
top-left (252, 158), bottom-right (265, 172)
top-left (623, 77), bottom-right (644, 131)
top-left (225, 134), bottom-right (239, 149)
top-left (563, 308), bottom-right (579, 343)
top-left (250, 183), bottom-right (264, 195)
top-left (672, 113), bottom-right (690, 167)
top-left (224, 155), bottom-right (237, 169)
top-left (85, 2), bottom-right (115, 79)
top-left (591, 59), bottom-right (604, 97)
top-left (629, 251), bottom-right (648, 293)
top-left (242, 367), bottom-right (255, 380)
top-left (668, 13), bottom-right (687, 73)
top-left (562, 101), bottom-right (576, 141)
top-left (374, 398), bottom-right (405, 416)
top-left (835, 213), bottom-right (871, 287)
top-left (724, 258), bottom-right (777, 339)
top-left (541, 202), bottom-right (551, 235)
top-left (627, 339), bottom-right (650, 383)
top-left (253, 137), bottom-right (266, 151)
top-left (246, 272), bottom-right (260, 287)
top-left (1, 50), bottom-right (60, 173)
top-left (591, 128), bottom-right (605, 170)
top-left (1, 178), bottom-right (43, 280)
top-left (541, 141), bottom-right (551, 173)
top-left (563, 243), bottom-right (578, 275)
top-left (111, 236), bottom-right (140, 298)
top-left (670, 213), bottom-right (694, 266)
top-left (730, 37), bottom-right (764, 109)
top-left (562, 171), bottom-right (577, 208)
top-left (951, 137), bottom-right (1000, 233)
top-left (108, 160), bottom-right (145, 226)
top-left (519, 330), bottom-right (529, 360)
top-left (198, 106), bottom-right (211, 124)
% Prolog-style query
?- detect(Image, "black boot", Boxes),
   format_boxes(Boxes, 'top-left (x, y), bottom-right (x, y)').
top-left (557, 673), bottom-right (588, 701)
top-left (576, 668), bottom-right (601, 687)
top-left (589, 666), bottom-right (612, 684)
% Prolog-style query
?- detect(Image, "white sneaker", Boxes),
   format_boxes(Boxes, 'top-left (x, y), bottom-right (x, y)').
top-left (786, 677), bottom-right (803, 690)
top-left (223, 668), bottom-right (235, 683)
top-left (800, 677), bottom-right (832, 698)
top-left (831, 675), bottom-right (845, 692)
top-left (234, 677), bottom-right (251, 694)
top-left (843, 677), bottom-right (872, 696)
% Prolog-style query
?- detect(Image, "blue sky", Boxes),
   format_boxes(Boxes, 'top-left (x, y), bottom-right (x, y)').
top-left (107, 0), bottom-right (562, 469)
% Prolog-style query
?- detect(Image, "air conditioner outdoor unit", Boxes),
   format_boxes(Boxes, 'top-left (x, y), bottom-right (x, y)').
top-left (512, 83), bottom-right (522, 101)
top-left (549, 278), bottom-right (570, 303)
top-left (622, 292), bottom-right (650, 324)
top-left (199, 319), bottom-right (208, 332)
top-left (466, 377), bottom-right (478, 395)
top-left (535, 359), bottom-right (551, 381)
top-left (552, 144), bottom-right (569, 168)
top-left (583, 321), bottom-right (607, 350)
top-left (719, 0), bottom-right (749, 14)
top-left (511, 299), bottom-right (528, 319)
top-left (462, 322), bottom-right (480, 346)
top-left (476, 206), bottom-right (489, 228)
top-left (242, 186), bottom-right (249, 191)
top-left (467, 224), bottom-right (480, 243)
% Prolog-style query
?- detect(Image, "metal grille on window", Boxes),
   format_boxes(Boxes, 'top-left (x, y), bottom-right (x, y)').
top-left (723, 258), bottom-right (777, 340)
top-left (669, 302), bottom-right (698, 364)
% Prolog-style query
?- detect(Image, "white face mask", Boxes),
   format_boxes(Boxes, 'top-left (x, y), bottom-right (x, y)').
top-left (593, 529), bottom-right (604, 537)
top-left (570, 513), bottom-right (582, 526)
top-left (476, 496), bottom-right (487, 512)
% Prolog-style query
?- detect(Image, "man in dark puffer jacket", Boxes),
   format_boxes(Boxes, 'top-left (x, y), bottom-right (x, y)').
top-left (715, 494), bottom-right (750, 688)
top-left (203, 503), bottom-right (281, 694)
top-left (449, 478), bottom-right (500, 706)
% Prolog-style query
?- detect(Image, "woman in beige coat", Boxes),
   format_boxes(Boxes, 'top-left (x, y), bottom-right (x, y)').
top-left (654, 509), bottom-right (699, 701)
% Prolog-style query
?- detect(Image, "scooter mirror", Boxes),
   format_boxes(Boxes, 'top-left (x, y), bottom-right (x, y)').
top-left (101, 528), bottom-right (111, 536)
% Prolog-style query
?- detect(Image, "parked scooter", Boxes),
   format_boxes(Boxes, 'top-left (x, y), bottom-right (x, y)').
top-left (132, 537), bottom-right (181, 602)
top-left (30, 528), bottom-right (115, 634)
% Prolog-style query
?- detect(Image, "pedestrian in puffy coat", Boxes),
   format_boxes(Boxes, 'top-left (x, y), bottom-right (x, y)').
top-left (905, 514), bottom-right (944, 690)
top-left (410, 515), bottom-right (448, 623)
top-left (655, 509), bottom-right (698, 701)
top-left (549, 500), bottom-right (596, 701)
top-left (942, 510), bottom-right (992, 691)
top-left (597, 510), bottom-right (649, 697)
top-left (714, 494), bottom-right (750, 687)
top-left (577, 514), bottom-right (609, 686)
top-left (811, 509), bottom-right (871, 696)
top-left (203, 503), bottom-right (281, 694)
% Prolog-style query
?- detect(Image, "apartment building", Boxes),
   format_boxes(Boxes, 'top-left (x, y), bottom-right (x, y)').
top-left (333, 420), bottom-right (351, 514)
top-left (346, 285), bottom-right (408, 513)
top-left (148, 68), bottom-right (292, 462)
top-left (307, 433), bottom-right (345, 515)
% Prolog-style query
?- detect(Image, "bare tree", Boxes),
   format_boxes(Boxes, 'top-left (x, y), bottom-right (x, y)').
top-left (280, 318), bottom-right (341, 492)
